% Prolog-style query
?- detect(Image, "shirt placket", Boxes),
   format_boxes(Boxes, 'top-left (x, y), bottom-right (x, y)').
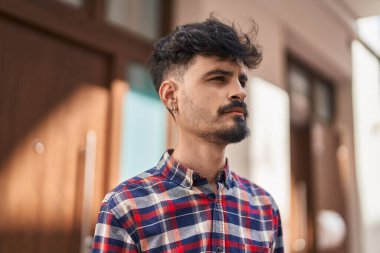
top-left (212, 180), bottom-right (225, 253)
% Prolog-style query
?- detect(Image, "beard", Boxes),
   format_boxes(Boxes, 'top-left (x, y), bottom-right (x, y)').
top-left (181, 92), bottom-right (250, 145)
top-left (211, 115), bottom-right (250, 144)
top-left (200, 106), bottom-right (250, 145)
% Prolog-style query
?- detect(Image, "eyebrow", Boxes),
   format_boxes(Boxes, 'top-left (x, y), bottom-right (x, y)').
top-left (202, 69), bottom-right (248, 81)
top-left (202, 69), bottom-right (233, 79)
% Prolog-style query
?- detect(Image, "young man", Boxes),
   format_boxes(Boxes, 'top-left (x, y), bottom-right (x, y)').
top-left (92, 17), bottom-right (283, 253)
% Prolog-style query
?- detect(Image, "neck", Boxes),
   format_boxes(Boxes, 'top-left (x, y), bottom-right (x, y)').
top-left (172, 132), bottom-right (227, 184)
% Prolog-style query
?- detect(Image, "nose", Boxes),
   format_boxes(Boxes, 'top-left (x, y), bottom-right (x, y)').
top-left (228, 80), bottom-right (247, 102)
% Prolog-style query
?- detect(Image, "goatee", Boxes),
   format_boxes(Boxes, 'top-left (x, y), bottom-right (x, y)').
top-left (214, 116), bottom-right (250, 144)
top-left (201, 100), bottom-right (250, 144)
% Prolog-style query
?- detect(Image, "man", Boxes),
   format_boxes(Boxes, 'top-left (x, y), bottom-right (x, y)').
top-left (92, 17), bottom-right (283, 253)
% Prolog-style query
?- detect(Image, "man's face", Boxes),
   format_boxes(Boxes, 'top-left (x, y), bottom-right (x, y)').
top-left (174, 55), bottom-right (250, 145)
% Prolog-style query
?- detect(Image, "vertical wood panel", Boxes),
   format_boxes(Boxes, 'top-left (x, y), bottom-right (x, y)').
top-left (0, 15), bottom-right (110, 252)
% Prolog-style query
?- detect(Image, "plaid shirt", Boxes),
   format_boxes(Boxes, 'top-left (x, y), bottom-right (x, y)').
top-left (92, 150), bottom-right (283, 253)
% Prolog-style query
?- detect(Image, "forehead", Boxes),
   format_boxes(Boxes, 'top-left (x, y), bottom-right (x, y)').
top-left (183, 55), bottom-right (247, 79)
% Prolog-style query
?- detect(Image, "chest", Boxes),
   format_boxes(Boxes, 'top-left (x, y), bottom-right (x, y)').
top-left (131, 188), bottom-right (274, 252)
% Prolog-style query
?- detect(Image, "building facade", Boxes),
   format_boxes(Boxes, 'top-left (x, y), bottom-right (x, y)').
top-left (1, 0), bottom-right (379, 252)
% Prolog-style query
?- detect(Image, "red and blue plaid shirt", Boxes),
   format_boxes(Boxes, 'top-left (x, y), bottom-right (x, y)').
top-left (92, 150), bottom-right (283, 253)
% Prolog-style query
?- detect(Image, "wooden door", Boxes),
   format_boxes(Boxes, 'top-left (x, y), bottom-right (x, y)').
top-left (290, 125), bottom-right (316, 253)
top-left (0, 14), bottom-right (110, 253)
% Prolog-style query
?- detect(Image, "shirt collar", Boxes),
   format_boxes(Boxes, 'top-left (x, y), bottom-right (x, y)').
top-left (156, 149), bottom-right (236, 189)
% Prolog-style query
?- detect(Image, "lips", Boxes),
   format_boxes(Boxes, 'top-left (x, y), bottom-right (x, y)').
top-left (224, 107), bottom-right (245, 114)
top-left (218, 101), bottom-right (248, 118)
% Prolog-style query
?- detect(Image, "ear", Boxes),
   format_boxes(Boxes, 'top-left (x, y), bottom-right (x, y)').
top-left (159, 80), bottom-right (178, 109)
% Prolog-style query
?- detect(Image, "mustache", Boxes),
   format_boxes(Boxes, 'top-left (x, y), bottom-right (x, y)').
top-left (217, 101), bottom-right (248, 117)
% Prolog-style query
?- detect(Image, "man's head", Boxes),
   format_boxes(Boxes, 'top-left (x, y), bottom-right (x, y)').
top-left (148, 16), bottom-right (262, 145)
top-left (148, 17), bottom-right (262, 92)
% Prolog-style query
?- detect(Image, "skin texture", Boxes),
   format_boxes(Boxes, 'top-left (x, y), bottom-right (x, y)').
top-left (159, 55), bottom-right (249, 193)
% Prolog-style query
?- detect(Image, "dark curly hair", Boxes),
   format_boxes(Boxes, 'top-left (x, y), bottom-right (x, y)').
top-left (148, 16), bottom-right (262, 92)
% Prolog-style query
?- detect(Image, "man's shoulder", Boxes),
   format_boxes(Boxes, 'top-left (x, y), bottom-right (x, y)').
top-left (231, 171), bottom-right (270, 194)
top-left (231, 171), bottom-right (278, 209)
top-left (101, 167), bottom-right (164, 209)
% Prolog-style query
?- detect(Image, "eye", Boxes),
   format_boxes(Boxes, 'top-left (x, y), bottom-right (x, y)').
top-left (239, 79), bottom-right (247, 88)
top-left (239, 74), bottom-right (248, 88)
top-left (210, 76), bottom-right (226, 82)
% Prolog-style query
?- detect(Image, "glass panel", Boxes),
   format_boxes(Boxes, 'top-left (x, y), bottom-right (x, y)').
top-left (313, 80), bottom-right (333, 122)
top-left (288, 64), bottom-right (311, 126)
top-left (56, 0), bottom-right (83, 8)
top-left (119, 61), bottom-right (166, 181)
top-left (125, 61), bottom-right (158, 98)
top-left (106, 0), bottom-right (161, 40)
top-left (119, 91), bottom-right (167, 181)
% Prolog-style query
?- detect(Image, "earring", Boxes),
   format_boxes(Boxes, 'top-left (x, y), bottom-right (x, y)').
top-left (172, 106), bottom-right (177, 114)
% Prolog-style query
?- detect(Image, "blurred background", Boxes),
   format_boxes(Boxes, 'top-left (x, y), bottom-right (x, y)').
top-left (0, 0), bottom-right (379, 252)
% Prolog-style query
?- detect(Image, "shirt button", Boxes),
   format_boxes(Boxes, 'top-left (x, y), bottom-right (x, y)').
top-left (216, 247), bottom-right (223, 252)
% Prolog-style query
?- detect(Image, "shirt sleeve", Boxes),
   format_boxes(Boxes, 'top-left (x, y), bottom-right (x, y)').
top-left (272, 201), bottom-right (284, 253)
top-left (91, 200), bottom-right (139, 253)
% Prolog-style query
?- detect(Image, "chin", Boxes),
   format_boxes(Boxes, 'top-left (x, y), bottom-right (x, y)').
top-left (216, 119), bottom-right (250, 144)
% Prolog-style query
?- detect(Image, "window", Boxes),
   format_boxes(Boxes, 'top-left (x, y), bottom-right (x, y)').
top-left (56, 0), bottom-right (83, 8)
top-left (288, 63), bottom-right (312, 126)
top-left (313, 80), bottom-right (333, 122)
top-left (125, 62), bottom-right (159, 98)
top-left (106, 0), bottom-right (162, 40)
top-left (288, 59), bottom-right (335, 125)
top-left (119, 62), bottom-right (167, 181)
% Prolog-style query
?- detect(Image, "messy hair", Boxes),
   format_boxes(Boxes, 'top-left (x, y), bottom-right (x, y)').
top-left (148, 16), bottom-right (262, 92)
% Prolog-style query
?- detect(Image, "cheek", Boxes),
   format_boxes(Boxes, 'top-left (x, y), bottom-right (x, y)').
top-left (180, 86), bottom-right (224, 115)
top-left (194, 91), bottom-right (223, 107)
top-left (193, 99), bottom-right (219, 115)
